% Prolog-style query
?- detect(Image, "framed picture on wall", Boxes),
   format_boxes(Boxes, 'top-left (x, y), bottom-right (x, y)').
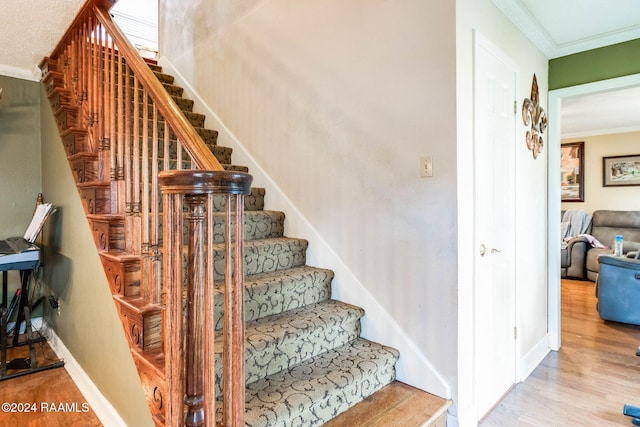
top-left (603, 154), bottom-right (640, 187)
top-left (561, 142), bottom-right (584, 202)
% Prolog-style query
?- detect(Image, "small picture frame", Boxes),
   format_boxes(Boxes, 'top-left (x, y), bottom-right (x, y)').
top-left (603, 154), bottom-right (640, 187)
top-left (561, 142), bottom-right (584, 202)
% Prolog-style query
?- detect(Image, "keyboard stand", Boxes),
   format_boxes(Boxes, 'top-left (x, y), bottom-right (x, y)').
top-left (0, 261), bottom-right (64, 381)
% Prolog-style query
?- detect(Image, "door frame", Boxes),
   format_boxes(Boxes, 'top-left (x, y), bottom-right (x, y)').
top-left (547, 72), bottom-right (640, 349)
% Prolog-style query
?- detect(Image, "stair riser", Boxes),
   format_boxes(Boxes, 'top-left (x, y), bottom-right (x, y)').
top-left (79, 184), bottom-right (111, 215)
top-left (116, 301), bottom-right (162, 352)
top-left (158, 211), bottom-right (285, 244)
top-left (55, 107), bottom-right (78, 132)
top-left (42, 70), bottom-right (64, 94)
top-left (214, 268), bottom-right (333, 330)
top-left (91, 218), bottom-right (125, 253)
top-left (211, 239), bottom-right (308, 280)
top-left (62, 131), bottom-right (88, 156)
top-left (48, 88), bottom-right (72, 111)
top-left (69, 154), bottom-right (99, 183)
top-left (131, 351), bottom-right (167, 426)
top-left (214, 315), bottom-right (362, 397)
top-left (100, 255), bottom-right (141, 298)
top-left (129, 103), bottom-right (205, 128)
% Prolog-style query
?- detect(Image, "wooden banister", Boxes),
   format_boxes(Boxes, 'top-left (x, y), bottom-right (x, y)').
top-left (41, 1), bottom-right (251, 424)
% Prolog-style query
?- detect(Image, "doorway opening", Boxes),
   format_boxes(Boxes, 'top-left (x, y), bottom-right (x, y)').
top-left (547, 73), bottom-right (640, 349)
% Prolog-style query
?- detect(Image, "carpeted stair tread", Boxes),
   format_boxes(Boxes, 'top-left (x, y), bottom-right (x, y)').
top-left (223, 164), bottom-right (249, 173)
top-left (172, 96), bottom-right (194, 112)
top-left (219, 338), bottom-right (399, 426)
top-left (194, 127), bottom-right (219, 146)
top-left (182, 110), bottom-right (205, 128)
top-left (209, 210), bottom-right (285, 242)
top-left (211, 237), bottom-right (308, 279)
top-left (211, 187), bottom-right (265, 212)
top-left (161, 82), bottom-right (184, 98)
top-left (213, 266), bottom-right (334, 330)
top-left (213, 300), bottom-right (365, 394)
top-left (152, 71), bottom-right (174, 85)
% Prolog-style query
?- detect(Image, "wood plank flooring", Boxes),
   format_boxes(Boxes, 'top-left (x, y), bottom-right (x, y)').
top-left (481, 279), bottom-right (640, 426)
top-left (0, 339), bottom-right (101, 427)
top-left (4, 279), bottom-right (637, 426)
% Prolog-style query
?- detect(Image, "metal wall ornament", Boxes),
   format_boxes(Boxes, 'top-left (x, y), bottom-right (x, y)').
top-left (522, 74), bottom-right (547, 159)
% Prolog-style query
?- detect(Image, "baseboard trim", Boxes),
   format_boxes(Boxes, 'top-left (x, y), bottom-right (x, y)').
top-left (518, 333), bottom-right (550, 382)
top-left (39, 320), bottom-right (127, 427)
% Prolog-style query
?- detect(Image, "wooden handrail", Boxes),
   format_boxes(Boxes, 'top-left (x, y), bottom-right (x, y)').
top-left (48, 0), bottom-right (223, 172)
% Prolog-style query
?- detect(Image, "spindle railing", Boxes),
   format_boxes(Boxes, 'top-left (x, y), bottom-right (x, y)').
top-left (40, 0), bottom-right (250, 424)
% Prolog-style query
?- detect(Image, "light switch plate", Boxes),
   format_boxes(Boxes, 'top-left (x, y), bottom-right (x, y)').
top-left (420, 155), bottom-right (433, 178)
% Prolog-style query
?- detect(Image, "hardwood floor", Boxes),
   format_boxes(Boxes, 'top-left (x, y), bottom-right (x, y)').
top-left (481, 278), bottom-right (640, 426)
top-left (0, 339), bottom-right (101, 427)
top-left (4, 279), bottom-right (638, 426)
top-left (324, 381), bottom-right (449, 427)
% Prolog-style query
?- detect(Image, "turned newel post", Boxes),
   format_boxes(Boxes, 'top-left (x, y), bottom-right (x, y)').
top-left (159, 170), bottom-right (252, 427)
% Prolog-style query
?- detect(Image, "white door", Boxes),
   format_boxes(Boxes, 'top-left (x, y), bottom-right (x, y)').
top-left (473, 33), bottom-right (517, 420)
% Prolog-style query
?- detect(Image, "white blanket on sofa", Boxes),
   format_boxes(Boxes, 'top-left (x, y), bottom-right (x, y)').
top-left (560, 210), bottom-right (607, 249)
top-left (562, 210), bottom-right (592, 238)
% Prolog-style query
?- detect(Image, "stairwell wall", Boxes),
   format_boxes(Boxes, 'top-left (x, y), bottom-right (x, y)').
top-left (160, 0), bottom-right (457, 399)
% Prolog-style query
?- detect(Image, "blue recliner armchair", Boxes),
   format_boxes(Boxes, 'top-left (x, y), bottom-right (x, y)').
top-left (596, 252), bottom-right (640, 325)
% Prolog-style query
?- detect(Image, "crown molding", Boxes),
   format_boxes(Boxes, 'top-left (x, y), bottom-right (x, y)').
top-left (0, 64), bottom-right (41, 81)
top-left (491, 0), bottom-right (640, 59)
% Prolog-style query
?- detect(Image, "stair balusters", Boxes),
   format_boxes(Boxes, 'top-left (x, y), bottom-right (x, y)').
top-left (41, 1), bottom-right (250, 425)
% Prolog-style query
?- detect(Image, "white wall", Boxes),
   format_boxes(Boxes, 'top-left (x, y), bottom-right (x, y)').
top-left (456, 0), bottom-right (549, 424)
top-left (160, 0), bottom-right (458, 399)
top-left (562, 131), bottom-right (640, 212)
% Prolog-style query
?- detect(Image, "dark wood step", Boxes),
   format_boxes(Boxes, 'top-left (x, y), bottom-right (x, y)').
top-left (113, 295), bottom-right (162, 352)
top-left (99, 250), bottom-right (141, 298)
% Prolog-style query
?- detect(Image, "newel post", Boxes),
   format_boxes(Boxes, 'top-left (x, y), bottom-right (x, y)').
top-left (159, 170), bottom-right (252, 427)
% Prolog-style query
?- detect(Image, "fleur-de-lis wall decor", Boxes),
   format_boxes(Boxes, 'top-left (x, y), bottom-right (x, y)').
top-left (522, 74), bottom-right (547, 159)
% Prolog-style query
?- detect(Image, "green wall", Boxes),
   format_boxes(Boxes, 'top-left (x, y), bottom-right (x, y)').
top-left (549, 38), bottom-right (640, 90)
top-left (0, 76), bottom-right (42, 311)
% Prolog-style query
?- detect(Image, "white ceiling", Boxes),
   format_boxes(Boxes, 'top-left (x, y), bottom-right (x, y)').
top-left (491, 0), bottom-right (640, 59)
top-left (492, 0), bottom-right (640, 138)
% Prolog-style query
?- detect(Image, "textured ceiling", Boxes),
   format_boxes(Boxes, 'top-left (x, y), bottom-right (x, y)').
top-left (0, 0), bottom-right (85, 80)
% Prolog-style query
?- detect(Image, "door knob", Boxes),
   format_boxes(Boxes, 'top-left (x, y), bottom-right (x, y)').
top-left (480, 244), bottom-right (501, 256)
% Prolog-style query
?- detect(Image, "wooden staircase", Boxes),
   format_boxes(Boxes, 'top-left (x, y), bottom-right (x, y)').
top-left (38, 1), bottom-right (449, 425)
